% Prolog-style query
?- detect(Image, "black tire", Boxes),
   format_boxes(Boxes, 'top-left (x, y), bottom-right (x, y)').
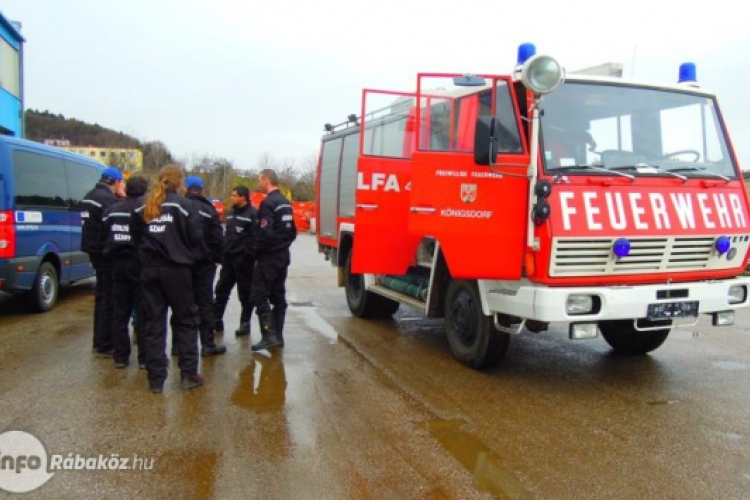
top-left (29, 262), bottom-right (59, 313)
top-left (599, 319), bottom-right (671, 355)
top-left (444, 280), bottom-right (510, 369)
top-left (344, 252), bottom-right (399, 318)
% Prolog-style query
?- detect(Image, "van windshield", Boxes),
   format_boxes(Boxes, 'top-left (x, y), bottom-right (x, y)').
top-left (540, 82), bottom-right (737, 179)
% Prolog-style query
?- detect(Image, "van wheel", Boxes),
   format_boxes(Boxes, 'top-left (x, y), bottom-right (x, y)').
top-left (599, 319), bottom-right (671, 355)
top-left (29, 262), bottom-right (59, 313)
top-left (444, 280), bottom-right (509, 369)
top-left (345, 252), bottom-right (399, 318)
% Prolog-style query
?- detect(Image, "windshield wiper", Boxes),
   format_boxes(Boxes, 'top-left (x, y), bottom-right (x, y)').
top-left (665, 167), bottom-right (731, 183)
top-left (609, 165), bottom-right (688, 181)
top-left (553, 164), bottom-right (635, 180)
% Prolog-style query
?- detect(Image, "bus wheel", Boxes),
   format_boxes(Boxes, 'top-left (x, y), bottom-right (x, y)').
top-left (444, 280), bottom-right (509, 369)
top-left (29, 262), bottom-right (59, 313)
top-left (599, 319), bottom-right (671, 355)
top-left (344, 252), bottom-right (399, 318)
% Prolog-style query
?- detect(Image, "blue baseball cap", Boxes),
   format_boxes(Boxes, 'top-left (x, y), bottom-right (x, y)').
top-left (186, 176), bottom-right (204, 190)
top-left (101, 167), bottom-right (123, 181)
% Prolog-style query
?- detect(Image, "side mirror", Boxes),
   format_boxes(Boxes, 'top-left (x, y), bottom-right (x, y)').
top-left (474, 116), bottom-right (498, 166)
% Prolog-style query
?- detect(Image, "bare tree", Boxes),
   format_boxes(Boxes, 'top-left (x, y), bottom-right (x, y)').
top-left (141, 141), bottom-right (174, 173)
top-left (293, 153), bottom-right (318, 201)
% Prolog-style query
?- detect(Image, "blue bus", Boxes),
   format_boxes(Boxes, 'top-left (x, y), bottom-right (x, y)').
top-left (0, 136), bottom-right (104, 311)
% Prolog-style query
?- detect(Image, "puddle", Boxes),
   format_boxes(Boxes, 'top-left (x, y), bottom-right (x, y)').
top-left (722, 433), bottom-right (744, 442)
top-left (289, 301), bottom-right (317, 308)
top-left (295, 307), bottom-right (338, 343)
top-left (231, 352), bottom-right (287, 413)
top-left (744, 473), bottom-right (750, 481)
top-left (712, 361), bottom-right (749, 371)
top-left (646, 399), bottom-right (680, 406)
top-left (417, 419), bottom-right (534, 499)
top-left (155, 449), bottom-right (219, 498)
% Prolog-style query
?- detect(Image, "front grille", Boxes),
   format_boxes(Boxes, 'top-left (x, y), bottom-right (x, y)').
top-left (550, 236), bottom-right (717, 277)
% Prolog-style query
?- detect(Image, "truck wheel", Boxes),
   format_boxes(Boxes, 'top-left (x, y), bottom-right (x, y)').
top-left (444, 280), bottom-right (509, 369)
top-left (599, 319), bottom-right (671, 355)
top-left (29, 262), bottom-right (59, 313)
top-left (345, 252), bottom-right (399, 318)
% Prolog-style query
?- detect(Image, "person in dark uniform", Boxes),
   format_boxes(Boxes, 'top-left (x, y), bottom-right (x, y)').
top-left (81, 167), bottom-right (125, 356)
top-left (184, 176), bottom-right (227, 356)
top-left (212, 186), bottom-right (258, 337)
top-left (250, 169), bottom-right (296, 351)
top-left (131, 165), bottom-right (204, 393)
top-left (102, 176), bottom-right (149, 369)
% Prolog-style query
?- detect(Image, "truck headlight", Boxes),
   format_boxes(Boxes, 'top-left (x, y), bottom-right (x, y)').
top-left (728, 285), bottom-right (747, 304)
top-left (566, 294), bottom-right (594, 315)
top-left (521, 55), bottom-right (564, 95)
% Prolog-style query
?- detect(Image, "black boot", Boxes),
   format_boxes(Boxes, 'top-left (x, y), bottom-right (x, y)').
top-left (273, 309), bottom-right (286, 347)
top-left (235, 321), bottom-right (250, 337)
top-left (251, 312), bottom-right (281, 351)
top-left (235, 305), bottom-right (252, 336)
top-left (200, 329), bottom-right (227, 357)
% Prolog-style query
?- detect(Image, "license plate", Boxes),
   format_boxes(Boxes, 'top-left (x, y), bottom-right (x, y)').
top-left (647, 301), bottom-right (699, 321)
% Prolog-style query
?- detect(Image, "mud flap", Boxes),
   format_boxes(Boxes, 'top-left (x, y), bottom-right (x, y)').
top-left (409, 151), bottom-right (529, 280)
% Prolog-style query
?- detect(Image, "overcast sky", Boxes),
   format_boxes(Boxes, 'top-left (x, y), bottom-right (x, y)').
top-left (3, 0), bottom-right (749, 170)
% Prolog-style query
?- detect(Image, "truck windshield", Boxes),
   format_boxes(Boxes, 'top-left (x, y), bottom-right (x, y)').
top-left (540, 82), bottom-right (737, 179)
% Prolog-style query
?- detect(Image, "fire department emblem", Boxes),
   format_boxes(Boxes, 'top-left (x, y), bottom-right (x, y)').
top-left (460, 183), bottom-right (477, 203)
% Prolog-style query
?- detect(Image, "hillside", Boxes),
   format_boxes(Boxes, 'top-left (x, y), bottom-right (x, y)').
top-left (24, 109), bottom-right (174, 171)
top-left (25, 109), bottom-right (141, 148)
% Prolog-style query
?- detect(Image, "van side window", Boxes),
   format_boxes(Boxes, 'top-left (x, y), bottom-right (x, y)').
top-left (64, 160), bottom-right (102, 206)
top-left (13, 151), bottom-right (68, 208)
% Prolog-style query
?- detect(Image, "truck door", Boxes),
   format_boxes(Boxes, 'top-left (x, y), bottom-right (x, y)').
top-left (352, 90), bottom-right (422, 275)
top-left (408, 77), bottom-right (530, 280)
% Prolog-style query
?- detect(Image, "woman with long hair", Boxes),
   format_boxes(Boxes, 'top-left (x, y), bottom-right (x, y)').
top-left (132, 164), bottom-right (204, 393)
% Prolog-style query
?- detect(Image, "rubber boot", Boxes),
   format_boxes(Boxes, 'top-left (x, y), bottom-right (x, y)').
top-left (251, 312), bottom-right (281, 351)
top-left (200, 329), bottom-right (227, 357)
top-left (235, 305), bottom-right (252, 336)
top-left (273, 309), bottom-right (286, 347)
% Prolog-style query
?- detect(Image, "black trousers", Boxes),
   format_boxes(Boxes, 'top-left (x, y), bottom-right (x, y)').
top-left (111, 256), bottom-right (144, 364)
top-left (193, 261), bottom-right (217, 335)
top-left (141, 265), bottom-right (199, 388)
top-left (89, 254), bottom-right (113, 352)
top-left (213, 253), bottom-right (254, 324)
top-left (249, 249), bottom-right (290, 316)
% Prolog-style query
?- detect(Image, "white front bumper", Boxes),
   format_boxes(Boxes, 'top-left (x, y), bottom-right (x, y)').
top-left (480, 277), bottom-right (750, 323)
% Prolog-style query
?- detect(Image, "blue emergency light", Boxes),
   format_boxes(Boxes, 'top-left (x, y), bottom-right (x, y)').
top-left (517, 43), bottom-right (537, 65)
top-left (678, 62), bottom-right (697, 84)
top-left (612, 238), bottom-right (631, 258)
top-left (715, 235), bottom-right (731, 255)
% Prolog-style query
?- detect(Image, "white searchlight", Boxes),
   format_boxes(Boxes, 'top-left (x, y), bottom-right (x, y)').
top-left (520, 55), bottom-right (564, 95)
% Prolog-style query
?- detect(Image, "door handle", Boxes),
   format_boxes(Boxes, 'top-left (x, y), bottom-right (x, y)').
top-left (410, 206), bottom-right (436, 214)
top-left (356, 204), bottom-right (379, 211)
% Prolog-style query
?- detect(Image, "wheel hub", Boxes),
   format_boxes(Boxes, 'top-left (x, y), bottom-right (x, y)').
top-left (41, 274), bottom-right (54, 303)
top-left (450, 291), bottom-right (477, 346)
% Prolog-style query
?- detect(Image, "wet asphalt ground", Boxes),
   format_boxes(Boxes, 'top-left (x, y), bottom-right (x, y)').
top-left (1, 233), bottom-right (750, 499)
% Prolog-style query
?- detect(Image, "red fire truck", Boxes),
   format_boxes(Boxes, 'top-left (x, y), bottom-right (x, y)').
top-left (315, 44), bottom-right (750, 369)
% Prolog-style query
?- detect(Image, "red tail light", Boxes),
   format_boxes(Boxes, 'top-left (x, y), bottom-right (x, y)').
top-left (0, 211), bottom-right (16, 259)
